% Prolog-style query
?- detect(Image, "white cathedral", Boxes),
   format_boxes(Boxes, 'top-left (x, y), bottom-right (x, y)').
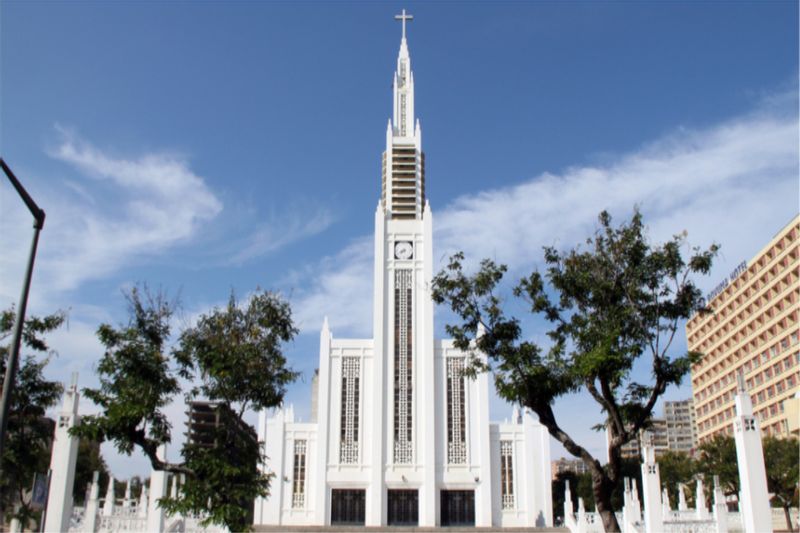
top-left (254, 12), bottom-right (552, 528)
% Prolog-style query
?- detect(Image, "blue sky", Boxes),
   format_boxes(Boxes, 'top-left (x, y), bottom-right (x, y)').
top-left (1, 2), bottom-right (798, 478)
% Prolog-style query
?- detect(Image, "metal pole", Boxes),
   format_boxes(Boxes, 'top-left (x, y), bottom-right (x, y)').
top-left (0, 223), bottom-right (43, 469)
top-left (0, 158), bottom-right (46, 477)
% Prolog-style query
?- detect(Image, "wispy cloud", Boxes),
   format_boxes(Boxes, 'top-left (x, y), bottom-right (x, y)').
top-left (0, 129), bottom-right (224, 301)
top-left (290, 91), bottom-right (799, 338)
top-left (289, 236), bottom-right (374, 334)
top-left (226, 208), bottom-right (336, 266)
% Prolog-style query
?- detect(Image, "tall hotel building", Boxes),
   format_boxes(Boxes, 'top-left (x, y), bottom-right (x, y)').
top-left (687, 215), bottom-right (800, 443)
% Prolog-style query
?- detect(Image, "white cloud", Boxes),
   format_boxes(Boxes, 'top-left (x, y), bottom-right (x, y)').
top-left (290, 93), bottom-right (798, 339)
top-left (0, 130), bottom-right (224, 303)
top-left (289, 236), bottom-right (374, 336)
top-left (435, 107), bottom-right (798, 284)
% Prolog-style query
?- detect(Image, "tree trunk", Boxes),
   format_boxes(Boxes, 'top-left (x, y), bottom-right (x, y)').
top-left (592, 472), bottom-right (621, 532)
top-left (784, 504), bottom-right (795, 532)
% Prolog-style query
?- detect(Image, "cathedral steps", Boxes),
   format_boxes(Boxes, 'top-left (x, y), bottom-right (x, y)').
top-left (253, 527), bottom-right (568, 533)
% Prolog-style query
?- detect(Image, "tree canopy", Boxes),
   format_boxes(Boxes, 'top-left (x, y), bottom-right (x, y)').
top-left (762, 436), bottom-right (798, 531)
top-left (0, 308), bottom-right (66, 529)
top-left (74, 287), bottom-right (298, 532)
top-left (431, 209), bottom-right (717, 532)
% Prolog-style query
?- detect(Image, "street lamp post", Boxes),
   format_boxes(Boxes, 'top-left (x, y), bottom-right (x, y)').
top-left (0, 158), bottom-right (46, 473)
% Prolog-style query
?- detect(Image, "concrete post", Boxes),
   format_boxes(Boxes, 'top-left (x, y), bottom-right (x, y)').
top-left (733, 373), bottom-right (772, 533)
top-left (315, 318), bottom-right (333, 525)
top-left (631, 478), bottom-right (642, 524)
top-left (564, 480), bottom-right (573, 517)
top-left (138, 485), bottom-right (149, 519)
top-left (678, 484), bottom-right (688, 511)
top-left (146, 445), bottom-right (168, 533)
top-left (43, 375), bottom-right (81, 533)
top-left (640, 433), bottom-right (663, 533)
top-left (83, 471), bottom-right (100, 533)
top-left (123, 479), bottom-right (132, 508)
top-left (622, 478), bottom-right (632, 528)
top-left (102, 476), bottom-right (115, 516)
top-left (713, 476), bottom-right (728, 533)
top-left (696, 478), bottom-right (709, 519)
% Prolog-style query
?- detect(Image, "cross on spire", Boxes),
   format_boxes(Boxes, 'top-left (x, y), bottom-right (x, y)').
top-left (395, 9), bottom-right (413, 40)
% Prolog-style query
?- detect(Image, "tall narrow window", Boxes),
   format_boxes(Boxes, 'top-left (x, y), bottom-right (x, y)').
top-left (500, 440), bottom-right (514, 509)
top-left (292, 440), bottom-right (307, 508)
top-left (340, 356), bottom-right (360, 463)
top-left (394, 269), bottom-right (413, 463)
top-left (446, 357), bottom-right (466, 464)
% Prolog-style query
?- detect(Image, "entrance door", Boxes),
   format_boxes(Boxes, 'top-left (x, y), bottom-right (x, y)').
top-left (440, 490), bottom-right (475, 526)
top-left (331, 489), bottom-right (366, 525)
top-left (387, 489), bottom-right (419, 526)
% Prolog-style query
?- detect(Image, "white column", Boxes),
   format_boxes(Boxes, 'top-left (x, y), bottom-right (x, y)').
top-left (678, 484), bottom-right (688, 511)
top-left (261, 409), bottom-right (286, 525)
top-left (367, 204), bottom-right (386, 526)
top-left (314, 319), bottom-right (332, 525)
top-left (713, 476), bottom-right (728, 533)
top-left (564, 479), bottom-right (574, 517)
top-left (733, 373), bottom-right (772, 533)
top-left (640, 433), bottom-right (663, 533)
top-left (522, 410), bottom-right (551, 526)
top-left (146, 445), bottom-right (168, 533)
top-left (102, 476), bottom-right (115, 517)
top-left (662, 487), bottom-right (671, 517)
top-left (631, 478), bottom-right (642, 523)
top-left (577, 497), bottom-right (587, 533)
top-left (419, 201), bottom-right (436, 527)
top-left (138, 485), bottom-right (149, 519)
top-left (82, 472), bottom-right (100, 533)
top-left (538, 420), bottom-right (553, 526)
top-left (473, 367), bottom-right (492, 526)
top-left (44, 376), bottom-right (80, 533)
top-left (695, 478), bottom-right (709, 519)
top-left (123, 479), bottom-right (132, 508)
top-left (253, 409), bottom-right (269, 524)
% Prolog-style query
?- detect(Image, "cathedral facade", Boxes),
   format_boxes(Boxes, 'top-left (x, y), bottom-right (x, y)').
top-left (254, 14), bottom-right (552, 528)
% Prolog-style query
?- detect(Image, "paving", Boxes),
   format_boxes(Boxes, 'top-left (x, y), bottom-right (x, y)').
top-left (254, 527), bottom-right (568, 533)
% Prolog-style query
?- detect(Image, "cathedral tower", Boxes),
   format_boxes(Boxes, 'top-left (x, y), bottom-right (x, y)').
top-left (255, 12), bottom-right (552, 529)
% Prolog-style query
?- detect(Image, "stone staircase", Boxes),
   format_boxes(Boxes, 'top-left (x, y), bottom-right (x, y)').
top-left (253, 527), bottom-right (568, 533)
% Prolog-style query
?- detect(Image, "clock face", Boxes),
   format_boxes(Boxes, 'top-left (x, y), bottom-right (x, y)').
top-left (394, 241), bottom-right (413, 260)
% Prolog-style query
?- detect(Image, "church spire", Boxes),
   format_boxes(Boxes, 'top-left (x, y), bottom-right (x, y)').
top-left (392, 9), bottom-right (415, 138)
top-left (382, 10), bottom-right (425, 220)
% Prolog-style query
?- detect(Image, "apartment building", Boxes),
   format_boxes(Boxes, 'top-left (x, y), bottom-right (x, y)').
top-left (551, 457), bottom-right (590, 480)
top-left (663, 399), bottom-right (698, 453)
top-left (687, 215), bottom-right (799, 443)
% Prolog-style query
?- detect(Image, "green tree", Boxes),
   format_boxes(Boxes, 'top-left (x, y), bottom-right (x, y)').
top-left (74, 288), bottom-right (298, 532)
top-left (695, 435), bottom-right (739, 500)
top-left (431, 210), bottom-right (717, 532)
top-left (764, 436), bottom-right (799, 531)
top-left (657, 450), bottom-right (697, 508)
top-left (0, 309), bottom-right (66, 529)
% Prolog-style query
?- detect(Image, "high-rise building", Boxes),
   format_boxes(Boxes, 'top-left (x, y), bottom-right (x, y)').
top-left (687, 215), bottom-right (799, 443)
top-left (608, 399), bottom-right (698, 460)
top-left (663, 399), bottom-right (697, 453)
top-left (614, 418), bottom-right (670, 460)
top-left (551, 458), bottom-right (590, 481)
top-left (185, 401), bottom-right (257, 448)
top-left (253, 13), bottom-right (552, 528)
